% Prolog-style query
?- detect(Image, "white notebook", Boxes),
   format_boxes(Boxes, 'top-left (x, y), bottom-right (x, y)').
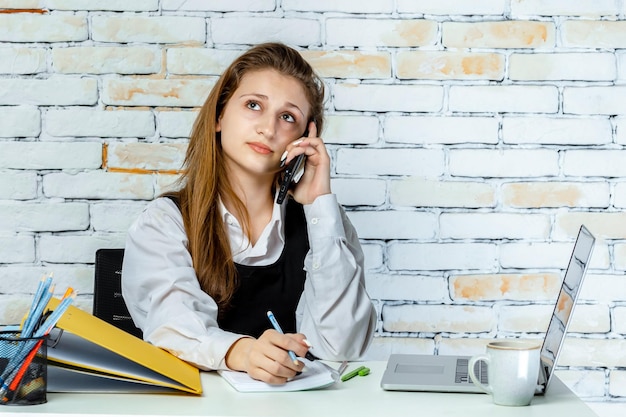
top-left (218, 358), bottom-right (339, 392)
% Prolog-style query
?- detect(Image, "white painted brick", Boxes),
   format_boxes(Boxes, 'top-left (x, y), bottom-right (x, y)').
top-left (363, 337), bottom-right (435, 361)
top-left (555, 212), bottom-right (626, 242)
top-left (326, 19), bottom-right (437, 47)
top-left (47, 0), bottom-right (158, 11)
top-left (39, 234), bottom-right (126, 263)
top-left (167, 48), bottom-right (240, 75)
top-left (53, 46), bottom-right (160, 74)
top-left (0, 77), bottom-right (97, 106)
top-left (0, 202), bottom-right (89, 232)
top-left (0, 47), bottom-right (46, 74)
top-left (107, 142), bottom-right (186, 171)
top-left (559, 338), bottom-right (626, 367)
top-left (564, 86), bottom-right (626, 115)
top-left (568, 304), bottom-right (611, 333)
top-left (618, 53), bottom-right (626, 81)
top-left (449, 85), bottom-right (559, 113)
top-left (163, 0), bottom-right (274, 12)
top-left (396, 51), bottom-right (504, 81)
top-left (383, 304), bottom-right (495, 333)
top-left (46, 109), bottom-right (155, 138)
top-left (43, 171), bottom-right (154, 200)
top-left (283, 0), bottom-right (393, 13)
top-left (564, 150), bottom-right (626, 177)
top-left (0, 1), bottom-right (41, 8)
top-left (615, 244), bottom-right (626, 270)
top-left (397, 0), bottom-right (506, 15)
top-left (157, 111), bottom-right (197, 138)
top-left (90, 202), bottom-right (148, 232)
top-left (502, 116), bottom-right (612, 145)
top-left (0, 266), bottom-right (94, 299)
top-left (440, 213), bottom-right (551, 239)
top-left (449, 149), bottom-right (559, 178)
top-left (509, 53), bottom-right (615, 81)
top-left (0, 293), bottom-right (64, 325)
top-left (0, 14), bottom-right (87, 42)
top-left (92, 16), bottom-right (205, 44)
top-left (0, 171), bottom-right (37, 200)
top-left (499, 305), bottom-right (552, 333)
top-left (511, 0), bottom-right (620, 17)
top-left (385, 116), bottom-right (499, 145)
top-left (502, 181), bottom-right (610, 209)
top-left (304, 50), bottom-right (391, 80)
top-left (557, 370), bottom-right (607, 399)
top-left (324, 115), bottom-right (379, 145)
top-left (0, 106), bottom-right (40, 137)
top-left (562, 21), bottom-right (626, 49)
top-left (333, 84), bottom-right (443, 112)
top-left (614, 306), bottom-right (626, 334)
top-left (366, 273), bottom-right (448, 302)
top-left (615, 116), bottom-right (626, 144)
top-left (0, 235), bottom-right (34, 263)
top-left (347, 211), bottom-right (437, 239)
top-left (388, 242), bottom-right (497, 271)
top-left (155, 173), bottom-right (182, 196)
top-left (336, 148), bottom-right (444, 176)
top-left (0, 142), bottom-right (101, 169)
top-left (331, 178), bottom-right (386, 206)
top-left (451, 273), bottom-right (561, 302)
top-left (500, 242), bottom-right (584, 269)
top-left (390, 177), bottom-right (496, 208)
top-left (610, 370), bottom-right (626, 397)
top-left (211, 17), bottom-right (320, 46)
top-left (361, 242), bottom-right (383, 270)
top-left (102, 78), bottom-right (214, 107)
top-left (444, 21), bottom-right (555, 49)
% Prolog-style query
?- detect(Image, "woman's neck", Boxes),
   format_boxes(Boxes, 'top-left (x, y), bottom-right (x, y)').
top-left (224, 171), bottom-right (276, 246)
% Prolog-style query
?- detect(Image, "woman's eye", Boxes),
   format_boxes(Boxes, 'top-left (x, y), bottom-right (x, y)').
top-left (247, 101), bottom-right (261, 111)
top-left (281, 113), bottom-right (295, 123)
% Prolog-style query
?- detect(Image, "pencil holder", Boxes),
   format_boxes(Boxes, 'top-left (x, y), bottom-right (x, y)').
top-left (0, 331), bottom-right (47, 405)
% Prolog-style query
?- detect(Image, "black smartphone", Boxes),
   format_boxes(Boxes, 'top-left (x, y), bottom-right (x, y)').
top-left (277, 153), bottom-right (305, 204)
top-left (276, 126), bottom-right (309, 204)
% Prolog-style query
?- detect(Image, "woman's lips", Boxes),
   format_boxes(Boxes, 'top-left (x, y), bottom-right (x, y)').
top-left (248, 142), bottom-right (272, 155)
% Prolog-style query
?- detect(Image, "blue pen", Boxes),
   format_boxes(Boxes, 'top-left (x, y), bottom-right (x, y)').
top-left (266, 311), bottom-right (299, 365)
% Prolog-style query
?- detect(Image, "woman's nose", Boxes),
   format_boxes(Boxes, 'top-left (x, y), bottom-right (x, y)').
top-left (257, 114), bottom-right (276, 138)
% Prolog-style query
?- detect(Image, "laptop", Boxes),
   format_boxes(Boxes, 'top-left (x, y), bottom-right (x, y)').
top-left (381, 224), bottom-right (595, 395)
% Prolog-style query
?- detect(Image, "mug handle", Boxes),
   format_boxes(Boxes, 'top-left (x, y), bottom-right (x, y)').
top-left (468, 354), bottom-right (491, 394)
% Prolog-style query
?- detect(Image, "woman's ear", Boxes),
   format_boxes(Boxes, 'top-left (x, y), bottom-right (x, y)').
top-left (216, 116), bottom-right (222, 132)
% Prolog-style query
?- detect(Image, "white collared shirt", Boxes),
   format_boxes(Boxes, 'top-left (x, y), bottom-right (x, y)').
top-left (219, 197), bottom-right (285, 266)
top-left (121, 194), bottom-right (376, 371)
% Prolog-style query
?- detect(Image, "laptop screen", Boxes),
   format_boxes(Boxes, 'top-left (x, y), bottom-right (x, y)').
top-left (539, 225), bottom-right (595, 391)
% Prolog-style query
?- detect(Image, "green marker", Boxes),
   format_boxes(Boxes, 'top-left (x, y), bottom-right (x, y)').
top-left (341, 366), bottom-right (370, 382)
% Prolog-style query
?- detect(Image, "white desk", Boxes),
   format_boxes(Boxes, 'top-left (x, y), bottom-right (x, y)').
top-left (7, 362), bottom-right (598, 417)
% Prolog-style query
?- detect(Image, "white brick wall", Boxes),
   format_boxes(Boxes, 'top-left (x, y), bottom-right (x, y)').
top-left (1, 0), bottom-right (625, 404)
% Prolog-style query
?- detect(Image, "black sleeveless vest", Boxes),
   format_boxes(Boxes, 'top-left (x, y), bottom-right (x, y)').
top-left (167, 196), bottom-right (309, 338)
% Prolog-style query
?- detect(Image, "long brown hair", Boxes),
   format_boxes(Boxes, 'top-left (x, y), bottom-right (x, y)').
top-left (171, 43), bottom-right (325, 313)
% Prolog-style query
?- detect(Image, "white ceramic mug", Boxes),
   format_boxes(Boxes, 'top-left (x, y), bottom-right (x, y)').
top-left (468, 341), bottom-right (541, 406)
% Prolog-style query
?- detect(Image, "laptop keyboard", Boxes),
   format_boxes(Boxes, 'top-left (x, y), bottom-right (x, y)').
top-left (455, 358), bottom-right (488, 384)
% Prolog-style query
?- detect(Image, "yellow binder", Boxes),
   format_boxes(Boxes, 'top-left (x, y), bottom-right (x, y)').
top-left (44, 297), bottom-right (202, 394)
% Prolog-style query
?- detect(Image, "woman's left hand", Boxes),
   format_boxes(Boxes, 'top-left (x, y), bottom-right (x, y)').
top-left (284, 121), bottom-right (331, 205)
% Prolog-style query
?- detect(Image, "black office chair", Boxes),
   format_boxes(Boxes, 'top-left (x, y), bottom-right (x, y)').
top-left (93, 248), bottom-right (143, 339)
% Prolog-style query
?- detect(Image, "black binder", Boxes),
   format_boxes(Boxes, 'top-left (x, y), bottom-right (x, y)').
top-left (93, 248), bottom-right (143, 339)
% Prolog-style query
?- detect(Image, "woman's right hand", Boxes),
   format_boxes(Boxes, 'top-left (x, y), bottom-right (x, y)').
top-left (225, 329), bottom-right (309, 384)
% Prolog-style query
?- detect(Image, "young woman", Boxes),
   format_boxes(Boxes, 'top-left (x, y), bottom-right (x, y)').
top-left (121, 42), bottom-right (376, 384)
